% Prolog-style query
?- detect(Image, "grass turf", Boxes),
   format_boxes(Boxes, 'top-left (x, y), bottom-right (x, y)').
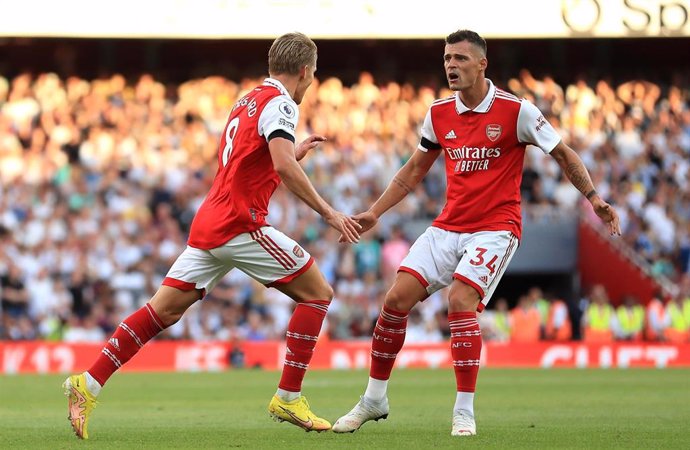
top-left (1, 368), bottom-right (689, 449)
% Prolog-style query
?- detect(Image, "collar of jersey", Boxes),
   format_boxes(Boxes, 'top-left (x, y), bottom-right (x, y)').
top-left (455, 79), bottom-right (496, 115)
top-left (263, 78), bottom-right (290, 96)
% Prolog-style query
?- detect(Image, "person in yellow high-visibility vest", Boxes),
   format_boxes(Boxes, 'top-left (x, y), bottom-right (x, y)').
top-left (615, 295), bottom-right (645, 341)
top-left (582, 284), bottom-right (616, 343)
top-left (663, 291), bottom-right (690, 343)
top-left (490, 297), bottom-right (511, 342)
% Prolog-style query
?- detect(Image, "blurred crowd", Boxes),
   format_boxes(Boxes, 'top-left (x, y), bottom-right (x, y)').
top-left (0, 68), bottom-right (689, 343)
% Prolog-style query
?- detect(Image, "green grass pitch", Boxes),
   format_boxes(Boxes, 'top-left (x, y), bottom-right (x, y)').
top-left (1, 368), bottom-right (689, 449)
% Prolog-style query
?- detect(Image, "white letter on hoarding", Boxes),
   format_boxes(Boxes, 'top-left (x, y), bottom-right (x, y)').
top-left (575, 346), bottom-right (589, 368)
top-left (176, 346), bottom-right (203, 371)
top-left (205, 346), bottom-right (226, 372)
top-left (424, 350), bottom-right (449, 368)
top-left (331, 350), bottom-right (352, 369)
top-left (3, 347), bottom-right (25, 374)
top-left (616, 346), bottom-right (644, 368)
top-left (30, 346), bottom-right (50, 374)
top-left (540, 345), bottom-right (573, 368)
top-left (54, 346), bottom-right (75, 373)
top-left (599, 346), bottom-right (613, 369)
top-left (646, 347), bottom-right (679, 368)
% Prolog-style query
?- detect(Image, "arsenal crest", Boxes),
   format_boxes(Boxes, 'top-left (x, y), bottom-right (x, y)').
top-left (486, 124), bottom-right (502, 142)
top-left (293, 245), bottom-right (304, 258)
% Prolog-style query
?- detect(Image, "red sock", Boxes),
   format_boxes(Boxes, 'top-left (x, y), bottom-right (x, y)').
top-left (87, 303), bottom-right (166, 387)
top-left (449, 312), bottom-right (482, 392)
top-left (278, 300), bottom-right (329, 392)
top-left (369, 305), bottom-right (408, 380)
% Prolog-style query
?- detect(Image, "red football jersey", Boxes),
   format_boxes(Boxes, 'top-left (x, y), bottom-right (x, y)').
top-left (419, 80), bottom-right (561, 239)
top-left (188, 78), bottom-right (299, 249)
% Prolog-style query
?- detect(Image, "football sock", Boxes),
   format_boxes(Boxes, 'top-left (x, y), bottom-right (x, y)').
top-left (276, 388), bottom-right (300, 403)
top-left (369, 305), bottom-right (408, 382)
top-left (454, 392), bottom-right (475, 417)
top-left (449, 312), bottom-right (482, 395)
top-left (278, 300), bottom-right (330, 392)
top-left (87, 303), bottom-right (166, 387)
top-left (363, 377), bottom-right (388, 401)
top-left (84, 371), bottom-right (102, 397)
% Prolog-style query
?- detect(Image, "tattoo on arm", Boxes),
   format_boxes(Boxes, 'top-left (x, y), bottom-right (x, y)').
top-left (392, 176), bottom-right (413, 193)
top-left (565, 163), bottom-right (594, 196)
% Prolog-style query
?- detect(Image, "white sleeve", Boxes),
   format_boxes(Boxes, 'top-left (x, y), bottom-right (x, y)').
top-left (258, 96), bottom-right (299, 142)
top-left (517, 100), bottom-right (561, 154)
top-left (418, 107), bottom-right (440, 152)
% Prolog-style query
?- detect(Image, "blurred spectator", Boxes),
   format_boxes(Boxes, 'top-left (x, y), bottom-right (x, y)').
top-left (645, 295), bottom-right (667, 341)
top-left (1, 264), bottom-right (29, 318)
top-left (479, 297), bottom-right (510, 343)
top-left (581, 284), bottom-right (616, 343)
top-left (509, 295), bottom-right (541, 343)
top-left (663, 276), bottom-right (690, 343)
top-left (0, 67), bottom-right (688, 342)
top-left (614, 295), bottom-right (645, 341)
top-left (544, 296), bottom-right (572, 341)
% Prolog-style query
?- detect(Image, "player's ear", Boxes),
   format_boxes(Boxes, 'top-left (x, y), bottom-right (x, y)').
top-left (298, 65), bottom-right (308, 80)
top-left (479, 57), bottom-right (488, 73)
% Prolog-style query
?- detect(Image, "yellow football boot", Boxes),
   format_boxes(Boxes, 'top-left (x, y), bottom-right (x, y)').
top-left (63, 373), bottom-right (98, 439)
top-left (268, 395), bottom-right (331, 432)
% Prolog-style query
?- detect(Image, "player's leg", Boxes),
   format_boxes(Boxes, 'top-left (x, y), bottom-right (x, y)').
top-left (64, 246), bottom-right (229, 439)
top-left (220, 226), bottom-right (333, 431)
top-left (449, 230), bottom-right (519, 437)
top-left (447, 279), bottom-right (482, 436)
top-left (266, 263), bottom-right (334, 431)
top-left (334, 227), bottom-right (454, 433)
top-left (332, 272), bottom-right (426, 433)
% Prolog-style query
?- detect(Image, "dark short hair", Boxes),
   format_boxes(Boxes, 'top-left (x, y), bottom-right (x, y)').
top-left (445, 30), bottom-right (487, 56)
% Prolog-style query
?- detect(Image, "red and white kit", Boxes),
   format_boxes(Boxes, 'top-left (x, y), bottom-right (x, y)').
top-left (401, 79), bottom-right (561, 310)
top-left (164, 78), bottom-right (313, 295)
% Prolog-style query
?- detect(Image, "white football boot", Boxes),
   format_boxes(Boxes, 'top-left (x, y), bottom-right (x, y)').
top-left (332, 396), bottom-right (389, 433)
top-left (451, 411), bottom-right (477, 436)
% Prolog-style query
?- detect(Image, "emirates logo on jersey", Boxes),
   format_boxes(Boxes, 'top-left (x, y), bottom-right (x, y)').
top-left (293, 245), bottom-right (304, 258)
top-left (486, 124), bottom-right (502, 142)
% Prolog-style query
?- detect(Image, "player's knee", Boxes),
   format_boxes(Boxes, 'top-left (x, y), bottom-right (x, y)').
top-left (384, 288), bottom-right (415, 312)
top-left (322, 283), bottom-right (335, 302)
top-left (303, 280), bottom-right (334, 302)
top-left (448, 283), bottom-right (481, 312)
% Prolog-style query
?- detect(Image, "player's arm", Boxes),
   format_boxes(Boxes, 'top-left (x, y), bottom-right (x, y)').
top-left (372, 149), bottom-right (438, 218)
top-left (352, 148), bottom-right (439, 235)
top-left (549, 141), bottom-right (621, 236)
top-left (295, 135), bottom-right (326, 162)
top-left (269, 136), bottom-right (361, 243)
top-left (517, 100), bottom-right (621, 236)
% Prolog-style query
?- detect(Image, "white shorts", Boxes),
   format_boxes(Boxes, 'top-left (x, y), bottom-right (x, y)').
top-left (163, 226), bottom-right (313, 297)
top-left (399, 226), bottom-right (518, 312)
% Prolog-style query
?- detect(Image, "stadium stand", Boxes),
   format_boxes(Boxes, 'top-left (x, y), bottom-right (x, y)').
top-left (0, 62), bottom-right (689, 342)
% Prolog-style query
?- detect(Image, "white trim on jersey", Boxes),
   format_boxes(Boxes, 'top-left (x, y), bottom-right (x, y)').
top-left (455, 79), bottom-right (497, 114)
top-left (258, 95), bottom-right (299, 142)
top-left (516, 100), bottom-right (561, 154)
top-left (495, 88), bottom-right (521, 103)
top-left (262, 78), bottom-right (290, 96)
top-left (419, 107), bottom-right (440, 152)
top-left (431, 95), bottom-right (454, 105)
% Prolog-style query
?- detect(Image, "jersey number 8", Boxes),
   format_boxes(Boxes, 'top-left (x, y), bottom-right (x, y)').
top-left (221, 117), bottom-right (240, 167)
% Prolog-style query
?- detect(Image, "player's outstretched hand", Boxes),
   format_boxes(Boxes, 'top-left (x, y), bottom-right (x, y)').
top-left (295, 135), bottom-right (327, 161)
top-left (338, 211), bottom-right (378, 243)
top-left (592, 198), bottom-right (622, 236)
top-left (326, 209), bottom-right (362, 243)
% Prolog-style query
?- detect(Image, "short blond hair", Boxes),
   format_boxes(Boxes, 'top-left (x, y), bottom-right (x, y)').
top-left (268, 32), bottom-right (317, 75)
